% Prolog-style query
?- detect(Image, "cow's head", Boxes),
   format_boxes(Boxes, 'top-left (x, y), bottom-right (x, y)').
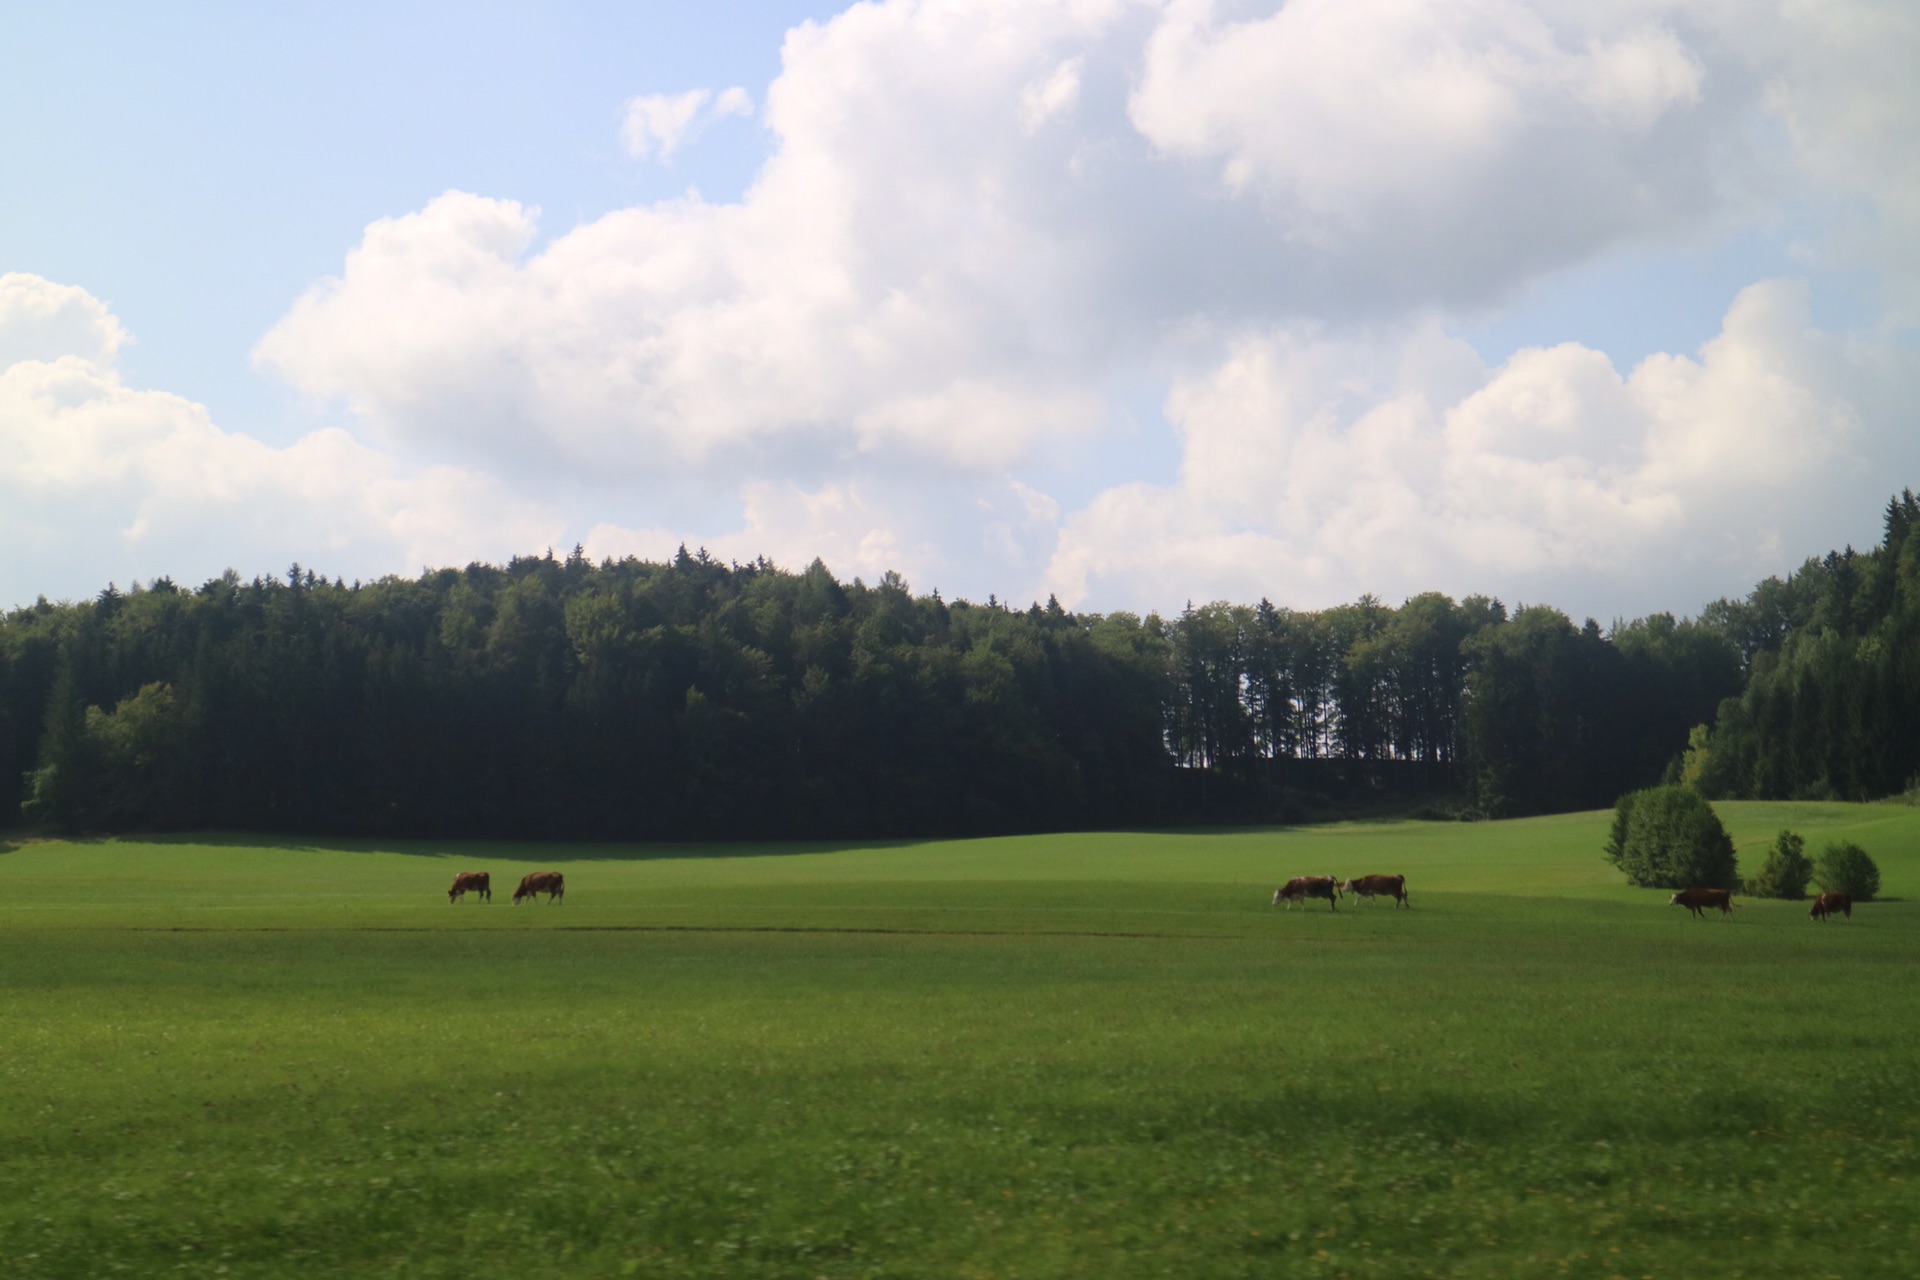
top-left (1668, 893), bottom-right (1682, 906)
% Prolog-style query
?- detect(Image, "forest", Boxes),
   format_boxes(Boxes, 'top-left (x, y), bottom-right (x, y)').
top-left (1, 490), bottom-right (1914, 840)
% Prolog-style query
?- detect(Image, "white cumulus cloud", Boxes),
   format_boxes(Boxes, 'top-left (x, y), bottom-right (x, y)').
top-left (1044, 281), bottom-right (1909, 619)
top-left (0, 272), bottom-right (129, 370)
top-left (231, 0), bottom-right (1920, 618)
top-left (258, 0), bottom-right (1760, 484)
top-left (0, 275), bottom-right (560, 604)
top-left (620, 85), bottom-right (755, 162)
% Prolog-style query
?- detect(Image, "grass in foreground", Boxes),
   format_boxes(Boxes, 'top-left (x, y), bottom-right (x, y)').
top-left (2, 802), bottom-right (1918, 1278)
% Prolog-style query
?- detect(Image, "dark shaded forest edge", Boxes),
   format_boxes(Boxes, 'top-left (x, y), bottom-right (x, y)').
top-left (4, 491), bottom-right (1918, 840)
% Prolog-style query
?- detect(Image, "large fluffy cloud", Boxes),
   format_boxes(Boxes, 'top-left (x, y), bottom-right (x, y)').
top-left (1129, 0), bottom-right (1721, 302)
top-left (256, 0), bottom-right (1750, 483)
top-left (1046, 280), bottom-right (1913, 617)
top-left (0, 273), bottom-right (559, 605)
top-left (47, 0), bottom-right (1920, 616)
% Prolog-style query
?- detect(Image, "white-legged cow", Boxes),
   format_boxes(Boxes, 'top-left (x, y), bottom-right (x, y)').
top-left (448, 871), bottom-right (491, 903)
top-left (1273, 876), bottom-right (1339, 911)
top-left (513, 871), bottom-right (565, 905)
top-left (1337, 874), bottom-right (1409, 908)
top-left (1669, 887), bottom-right (1736, 919)
top-left (1810, 891), bottom-right (1852, 921)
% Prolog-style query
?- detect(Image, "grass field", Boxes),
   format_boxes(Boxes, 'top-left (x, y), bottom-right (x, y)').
top-left (3, 802), bottom-right (1918, 1278)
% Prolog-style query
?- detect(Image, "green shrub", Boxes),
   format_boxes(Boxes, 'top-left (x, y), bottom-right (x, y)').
top-left (1813, 842), bottom-right (1881, 901)
top-left (1747, 829), bottom-right (1814, 900)
top-left (1603, 785), bottom-right (1739, 889)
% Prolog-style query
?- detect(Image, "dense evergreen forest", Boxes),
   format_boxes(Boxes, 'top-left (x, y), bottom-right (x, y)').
top-left (0, 492), bottom-right (1911, 839)
top-left (1689, 490), bottom-right (1920, 802)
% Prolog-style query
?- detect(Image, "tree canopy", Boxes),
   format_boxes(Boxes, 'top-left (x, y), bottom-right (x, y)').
top-left (3, 515), bottom-right (1875, 841)
top-left (1692, 490), bottom-right (1920, 801)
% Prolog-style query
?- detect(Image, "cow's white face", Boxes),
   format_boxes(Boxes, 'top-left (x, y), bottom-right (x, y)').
top-left (1668, 893), bottom-right (1681, 905)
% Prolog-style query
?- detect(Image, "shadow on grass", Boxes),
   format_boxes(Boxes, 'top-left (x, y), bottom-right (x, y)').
top-left (124, 830), bottom-right (944, 863)
top-left (89, 821), bottom-right (1402, 860)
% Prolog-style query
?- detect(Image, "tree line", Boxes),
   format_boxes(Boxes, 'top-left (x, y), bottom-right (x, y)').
top-left (15, 484), bottom-right (1920, 842)
top-left (1, 535), bottom-right (1771, 839)
top-left (1686, 490), bottom-right (1920, 802)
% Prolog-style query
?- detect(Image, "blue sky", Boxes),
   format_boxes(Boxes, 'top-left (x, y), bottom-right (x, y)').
top-left (3, 2), bottom-right (820, 435)
top-left (5, 1), bottom-right (1918, 622)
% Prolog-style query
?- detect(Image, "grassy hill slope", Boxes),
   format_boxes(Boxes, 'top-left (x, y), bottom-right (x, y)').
top-left (3, 805), bottom-right (1917, 1278)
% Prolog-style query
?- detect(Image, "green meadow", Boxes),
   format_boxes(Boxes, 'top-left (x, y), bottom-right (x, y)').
top-left (3, 802), bottom-right (1917, 1278)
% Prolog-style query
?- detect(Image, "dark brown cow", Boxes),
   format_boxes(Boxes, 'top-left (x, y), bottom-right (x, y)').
top-left (513, 871), bottom-right (565, 905)
top-left (1809, 891), bottom-right (1852, 921)
top-left (1337, 874), bottom-right (1409, 908)
top-left (1669, 887), bottom-right (1736, 919)
top-left (1273, 876), bottom-right (1339, 911)
top-left (448, 871), bottom-right (491, 903)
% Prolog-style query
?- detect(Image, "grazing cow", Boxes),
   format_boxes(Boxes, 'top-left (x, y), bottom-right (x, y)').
top-left (1337, 874), bottom-right (1410, 908)
top-left (447, 871), bottom-right (491, 904)
top-left (1810, 891), bottom-right (1852, 922)
top-left (513, 871), bottom-right (565, 905)
top-left (1273, 876), bottom-right (1340, 911)
top-left (1669, 887), bottom-right (1736, 919)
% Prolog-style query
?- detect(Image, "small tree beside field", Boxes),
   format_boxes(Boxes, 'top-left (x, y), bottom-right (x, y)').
top-left (1814, 842), bottom-right (1881, 901)
top-left (1747, 829), bottom-right (1814, 899)
top-left (1604, 785), bottom-right (1739, 889)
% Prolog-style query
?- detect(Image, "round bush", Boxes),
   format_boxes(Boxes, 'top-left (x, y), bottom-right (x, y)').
top-left (1748, 829), bottom-right (1813, 900)
top-left (1813, 841), bottom-right (1881, 901)
top-left (1603, 785), bottom-right (1739, 890)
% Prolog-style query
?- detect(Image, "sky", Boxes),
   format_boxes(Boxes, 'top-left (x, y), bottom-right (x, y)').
top-left (5, 0), bottom-right (1919, 623)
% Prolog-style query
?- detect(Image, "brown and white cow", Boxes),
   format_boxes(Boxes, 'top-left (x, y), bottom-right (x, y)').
top-left (448, 871), bottom-right (491, 903)
top-left (1337, 874), bottom-right (1409, 908)
top-left (513, 871), bottom-right (565, 905)
top-left (1669, 887), bottom-right (1736, 919)
top-left (1273, 876), bottom-right (1339, 911)
top-left (1809, 891), bottom-right (1852, 921)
